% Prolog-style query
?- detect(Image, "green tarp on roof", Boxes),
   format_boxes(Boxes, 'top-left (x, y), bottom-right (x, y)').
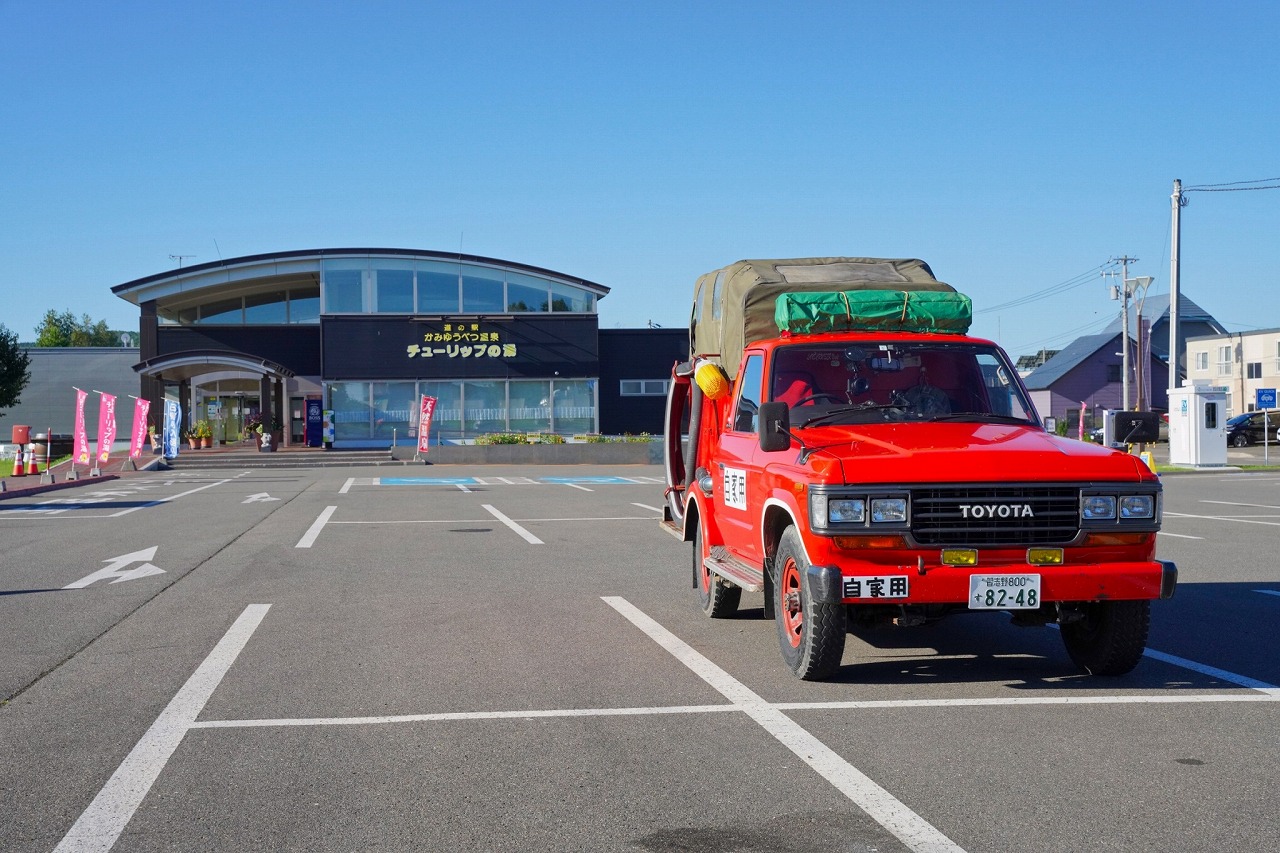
top-left (774, 290), bottom-right (972, 336)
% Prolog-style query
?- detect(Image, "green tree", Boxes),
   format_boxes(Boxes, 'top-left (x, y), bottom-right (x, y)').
top-left (0, 324), bottom-right (32, 411)
top-left (33, 309), bottom-right (121, 347)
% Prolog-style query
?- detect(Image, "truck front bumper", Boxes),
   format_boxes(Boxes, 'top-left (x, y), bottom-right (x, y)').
top-left (813, 560), bottom-right (1177, 605)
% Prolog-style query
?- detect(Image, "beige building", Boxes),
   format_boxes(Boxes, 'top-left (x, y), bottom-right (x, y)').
top-left (1185, 328), bottom-right (1280, 416)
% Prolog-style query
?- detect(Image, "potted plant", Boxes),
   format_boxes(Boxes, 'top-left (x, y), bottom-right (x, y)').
top-left (187, 428), bottom-right (200, 450)
top-left (195, 420), bottom-right (213, 448)
top-left (252, 415), bottom-right (283, 452)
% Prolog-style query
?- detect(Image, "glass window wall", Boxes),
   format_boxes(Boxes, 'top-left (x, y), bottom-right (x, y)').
top-left (552, 379), bottom-right (597, 434)
top-left (245, 291), bottom-right (288, 324)
top-left (371, 381), bottom-right (416, 438)
top-left (461, 266), bottom-right (505, 313)
top-left (506, 272), bottom-right (550, 313)
top-left (289, 285), bottom-right (320, 323)
top-left (323, 260), bottom-right (367, 313)
top-left (375, 265), bottom-right (414, 313)
top-left (199, 298), bottom-right (243, 324)
top-left (331, 381), bottom-right (372, 441)
top-left (550, 282), bottom-right (594, 313)
top-left (326, 378), bottom-right (598, 441)
top-left (463, 380), bottom-right (507, 433)
top-left (420, 381), bottom-right (462, 441)
top-left (417, 263), bottom-right (460, 312)
top-left (508, 380), bottom-right (552, 432)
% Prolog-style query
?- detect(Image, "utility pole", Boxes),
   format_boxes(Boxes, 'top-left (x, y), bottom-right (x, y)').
top-left (1110, 255), bottom-right (1139, 409)
top-left (1169, 180), bottom-right (1184, 407)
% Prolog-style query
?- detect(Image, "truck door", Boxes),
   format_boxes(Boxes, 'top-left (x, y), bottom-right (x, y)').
top-left (716, 352), bottom-right (766, 564)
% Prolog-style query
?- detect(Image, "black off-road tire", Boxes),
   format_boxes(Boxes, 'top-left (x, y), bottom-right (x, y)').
top-left (773, 526), bottom-right (846, 680)
top-left (1060, 600), bottom-right (1150, 676)
top-left (695, 526), bottom-right (741, 618)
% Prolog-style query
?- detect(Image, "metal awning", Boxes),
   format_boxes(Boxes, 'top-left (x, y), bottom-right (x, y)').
top-left (132, 350), bottom-right (296, 382)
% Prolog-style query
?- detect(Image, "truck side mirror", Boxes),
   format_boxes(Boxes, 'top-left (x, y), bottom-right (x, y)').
top-left (758, 402), bottom-right (792, 452)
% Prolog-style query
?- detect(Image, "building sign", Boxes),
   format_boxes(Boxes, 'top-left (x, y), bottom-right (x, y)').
top-left (321, 315), bottom-right (600, 380)
top-left (406, 322), bottom-right (519, 360)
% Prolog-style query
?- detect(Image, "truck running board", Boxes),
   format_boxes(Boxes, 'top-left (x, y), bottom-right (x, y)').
top-left (705, 547), bottom-right (766, 592)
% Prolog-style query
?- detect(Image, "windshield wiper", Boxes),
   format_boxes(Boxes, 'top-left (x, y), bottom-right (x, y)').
top-left (923, 413), bottom-right (1033, 425)
top-left (800, 404), bottom-right (903, 428)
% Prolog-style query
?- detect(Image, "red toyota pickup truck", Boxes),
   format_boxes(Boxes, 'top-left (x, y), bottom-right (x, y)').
top-left (662, 257), bottom-right (1174, 680)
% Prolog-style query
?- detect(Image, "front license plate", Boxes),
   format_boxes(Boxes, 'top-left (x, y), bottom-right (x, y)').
top-left (968, 574), bottom-right (1041, 610)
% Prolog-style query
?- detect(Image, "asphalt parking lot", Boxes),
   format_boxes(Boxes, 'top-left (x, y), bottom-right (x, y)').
top-left (1, 463), bottom-right (1277, 852)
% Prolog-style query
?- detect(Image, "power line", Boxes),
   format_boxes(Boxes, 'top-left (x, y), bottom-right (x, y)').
top-left (976, 261), bottom-right (1117, 314)
top-left (1184, 176), bottom-right (1280, 192)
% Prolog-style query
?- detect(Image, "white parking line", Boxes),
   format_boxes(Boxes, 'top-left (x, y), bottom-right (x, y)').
top-left (339, 477), bottom-right (356, 494)
top-left (1158, 531), bottom-right (1205, 539)
top-left (1140, 648), bottom-right (1278, 690)
top-left (54, 604), bottom-right (271, 853)
top-left (295, 506), bottom-right (337, 548)
top-left (602, 596), bottom-right (965, 853)
top-left (482, 504), bottom-right (543, 544)
top-left (110, 478), bottom-right (234, 517)
top-left (1164, 511), bottom-right (1280, 527)
top-left (564, 483), bottom-right (594, 492)
top-left (1200, 500), bottom-right (1280, 510)
top-left (632, 503), bottom-right (663, 513)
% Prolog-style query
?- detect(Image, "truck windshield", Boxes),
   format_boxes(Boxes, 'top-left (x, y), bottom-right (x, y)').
top-left (770, 342), bottom-right (1038, 428)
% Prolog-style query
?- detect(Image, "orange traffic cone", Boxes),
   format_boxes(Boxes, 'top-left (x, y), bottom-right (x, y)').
top-left (26, 446), bottom-right (39, 476)
top-left (12, 447), bottom-right (26, 477)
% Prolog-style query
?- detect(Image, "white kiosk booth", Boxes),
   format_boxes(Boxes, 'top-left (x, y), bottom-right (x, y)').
top-left (1168, 382), bottom-right (1228, 467)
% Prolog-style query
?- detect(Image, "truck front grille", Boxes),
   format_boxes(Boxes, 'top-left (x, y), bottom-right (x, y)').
top-left (911, 486), bottom-right (1079, 546)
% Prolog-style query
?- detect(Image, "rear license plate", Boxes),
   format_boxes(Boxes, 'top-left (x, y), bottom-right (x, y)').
top-left (968, 574), bottom-right (1041, 610)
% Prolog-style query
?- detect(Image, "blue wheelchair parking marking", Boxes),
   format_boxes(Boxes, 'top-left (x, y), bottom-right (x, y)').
top-left (381, 477), bottom-right (479, 485)
top-left (541, 477), bottom-right (635, 485)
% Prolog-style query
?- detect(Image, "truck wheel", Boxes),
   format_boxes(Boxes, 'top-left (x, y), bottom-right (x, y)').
top-left (773, 527), bottom-right (846, 680)
top-left (695, 526), bottom-right (740, 617)
top-left (1060, 600), bottom-right (1150, 676)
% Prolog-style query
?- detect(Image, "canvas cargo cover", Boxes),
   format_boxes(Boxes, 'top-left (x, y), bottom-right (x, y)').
top-left (775, 290), bottom-right (972, 336)
top-left (690, 257), bottom-right (957, 377)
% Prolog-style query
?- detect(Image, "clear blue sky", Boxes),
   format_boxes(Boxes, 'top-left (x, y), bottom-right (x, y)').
top-left (3, 0), bottom-right (1277, 358)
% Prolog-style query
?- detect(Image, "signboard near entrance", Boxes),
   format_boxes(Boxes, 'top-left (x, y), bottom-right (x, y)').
top-left (1257, 388), bottom-right (1277, 410)
top-left (305, 398), bottom-right (323, 447)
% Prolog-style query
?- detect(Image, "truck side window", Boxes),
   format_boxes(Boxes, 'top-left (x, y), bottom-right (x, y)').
top-left (733, 354), bottom-right (764, 432)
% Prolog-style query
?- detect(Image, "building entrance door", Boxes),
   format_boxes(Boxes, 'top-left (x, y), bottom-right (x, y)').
top-left (290, 396), bottom-right (308, 445)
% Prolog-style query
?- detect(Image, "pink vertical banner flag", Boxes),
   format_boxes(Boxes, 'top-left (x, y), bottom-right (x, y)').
top-left (73, 389), bottom-right (91, 465)
top-left (129, 398), bottom-right (151, 458)
top-left (97, 393), bottom-right (118, 464)
top-left (1078, 401), bottom-right (1087, 441)
top-left (417, 395), bottom-right (438, 453)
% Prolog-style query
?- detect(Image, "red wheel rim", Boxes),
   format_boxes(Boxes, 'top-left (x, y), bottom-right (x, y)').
top-left (780, 557), bottom-right (803, 648)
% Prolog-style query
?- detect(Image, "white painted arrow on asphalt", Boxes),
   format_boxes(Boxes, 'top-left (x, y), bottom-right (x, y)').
top-left (243, 493), bottom-right (280, 503)
top-left (64, 546), bottom-right (166, 589)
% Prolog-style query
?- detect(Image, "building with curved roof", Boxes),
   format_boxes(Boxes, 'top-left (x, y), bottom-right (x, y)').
top-left (110, 248), bottom-right (668, 448)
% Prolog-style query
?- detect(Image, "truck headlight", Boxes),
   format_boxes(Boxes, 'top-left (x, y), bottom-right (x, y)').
top-left (811, 495), bottom-right (866, 526)
top-left (871, 498), bottom-right (907, 523)
top-left (1081, 495), bottom-right (1116, 520)
top-left (1120, 495), bottom-right (1154, 519)
top-left (828, 498), bottom-right (866, 523)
